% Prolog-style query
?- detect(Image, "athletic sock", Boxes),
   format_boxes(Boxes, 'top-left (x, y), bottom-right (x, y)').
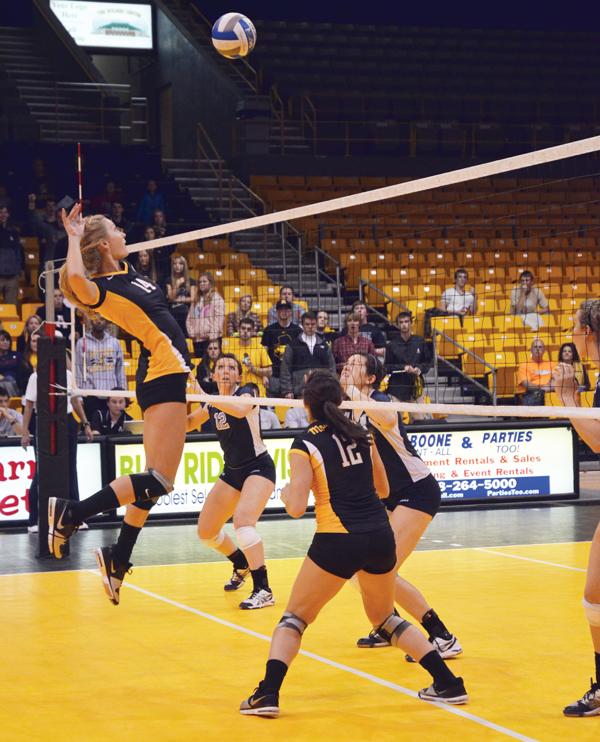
top-left (70, 485), bottom-right (120, 523)
top-left (112, 522), bottom-right (142, 565)
top-left (261, 659), bottom-right (288, 693)
top-left (227, 548), bottom-right (249, 571)
top-left (419, 650), bottom-right (458, 689)
top-left (421, 608), bottom-right (452, 641)
top-left (251, 565), bottom-right (270, 591)
top-left (595, 652), bottom-right (600, 686)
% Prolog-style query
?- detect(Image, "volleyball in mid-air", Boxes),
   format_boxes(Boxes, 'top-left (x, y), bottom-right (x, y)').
top-left (211, 13), bottom-right (256, 59)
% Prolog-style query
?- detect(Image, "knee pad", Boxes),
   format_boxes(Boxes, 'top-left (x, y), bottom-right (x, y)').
top-left (200, 529), bottom-right (225, 550)
top-left (276, 611), bottom-right (307, 635)
top-left (130, 469), bottom-right (172, 506)
top-left (132, 498), bottom-right (158, 512)
top-left (583, 597), bottom-right (600, 627)
top-left (235, 525), bottom-right (261, 551)
top-left (376, 612), bottom-right (412, 647)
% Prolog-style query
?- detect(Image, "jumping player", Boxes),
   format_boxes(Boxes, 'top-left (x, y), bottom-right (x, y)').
top-left (187, 353), bottom-right (276, 610)
top-left (553, 299), bottom-right (600, 716)
top-left (340, 353), bottom-right (462, 659)
top-left (240, 370), bottom-right (467, 717)
top-left (48, 203), bottom-right (191, 605)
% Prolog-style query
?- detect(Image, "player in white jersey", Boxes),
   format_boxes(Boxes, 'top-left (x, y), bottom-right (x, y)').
top-left (187, 354), bottom-right (276, 610)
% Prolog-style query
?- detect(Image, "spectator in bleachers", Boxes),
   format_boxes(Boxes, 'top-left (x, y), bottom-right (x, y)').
top-left (515, 338), bottom-right (554, 405)
top-left (111, 201), bottom-right (133, 238)
top-left (0, 330), bottom-right (22, 396)
top-left (131, 248), bottom-right (162, 287)
top-left (557, 342), bottom-right (589, 394)
top-left (332, 312), bottom-right (376, 372)
top-left (27, 193), bottom-right (65, 264)
top-left (90, 389), bottom-right (133, 435)
top-left (75, 313), bottom-right (127, 422)
top-left (36, 288), bottom-right (82, 342)
top-left (384, 311), bottom-right (431, 401)
top-left (283, 404), bottom-right (309, 429)
top-left (195, 339), bottom-right (221, 394)
top-left (316, 309), bottom-right (336, 343)
top-left (223, 317), bottom-right (272, 396)
top-left (27, 158), bottom-right (55, 203)
top-left (0, 385), bottom-right (23, 436)
top-left (18, 331), bottom-right (38, 392)
top-left (261, 300), bottom-right (301, 396)
top-left (509, 270), bottom-right (549, 330)
top-left (259, 406), bottom-right (281, 430)
top-left (150, 210), bottom-right (174, 276)
top-left (439, 268), bottom-right (476, 318)
top-left (136, 179), bottom-right (166, 225)
top-left (0, 204), bottom-right (24, 305)
top-left (90, 179), bottom-right (120, 215)
top-left (16, 313), bottom-right (41, 353)
top-left (267, 285), bottom-right (304, 325)
top-left (343, 300), bottom-right (387, 359)
top-left (227, 294), bottom-right (262, 336)
top-left (186, 270), bottom-right (226, 357)
top-left (166, 255), bottom-right (197, 339)
top-left (280, 311), bottom-right (336, 398)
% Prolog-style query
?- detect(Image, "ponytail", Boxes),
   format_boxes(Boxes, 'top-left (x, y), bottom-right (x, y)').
top-left (304, 370), bottom-right (370, 446)
top-left (58, 264), bottom-right (96, 319)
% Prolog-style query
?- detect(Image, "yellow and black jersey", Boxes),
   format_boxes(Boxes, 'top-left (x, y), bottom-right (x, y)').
top-left (291, 422), bottom-right (388, 534)
top-left (206, 384), bottom-right (267, 468)
top-left (359, 390), bottom-right (430, 494)
top-left (81, 262), bottom-right (190, 383)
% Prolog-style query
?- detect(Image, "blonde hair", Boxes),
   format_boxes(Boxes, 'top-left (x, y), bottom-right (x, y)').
top-left (59, 214), bottom-right (109, 317)
top-left (170, 254), bottom-right (190, 292)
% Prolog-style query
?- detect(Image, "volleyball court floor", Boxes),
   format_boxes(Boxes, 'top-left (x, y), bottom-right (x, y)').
top-left (2, 499), bottom-right (600, 742)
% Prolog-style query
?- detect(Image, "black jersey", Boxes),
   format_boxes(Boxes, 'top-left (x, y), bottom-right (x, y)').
top-left (207, 384), bottom-right (267, 468)
top-left (291, 422), bottom-right (388, 534)
top-left (361, 390), bottom-right (430, 493)
top-left (86, 262), bottom-right (190, 383)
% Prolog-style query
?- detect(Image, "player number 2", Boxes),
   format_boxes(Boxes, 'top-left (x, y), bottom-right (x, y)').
top-left (332, 434), bottom-right (363, 467)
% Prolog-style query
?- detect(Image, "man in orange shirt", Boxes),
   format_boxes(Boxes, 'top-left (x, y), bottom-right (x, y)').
top-left (515, 338), bottom-right (554, 405)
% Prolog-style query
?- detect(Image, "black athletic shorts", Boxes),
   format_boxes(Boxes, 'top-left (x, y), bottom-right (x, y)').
top-left (136, 372), bottom-right (188, 412)
top-left (382, 474), bottom-right (441, 517)
top-left (219, 452), bottom-right (276, 491)
top-left (307, 525), bottom-right (397, 580)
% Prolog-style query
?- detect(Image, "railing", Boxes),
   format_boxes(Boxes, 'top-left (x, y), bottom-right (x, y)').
top-left (45, 82), bottom-right (148, 143)
top-left (237, 116), bottom-right (598, 158)
top-left (432, 330), bottom-right (497, 405)
top-left (313, 245), bottom-right (343, 328)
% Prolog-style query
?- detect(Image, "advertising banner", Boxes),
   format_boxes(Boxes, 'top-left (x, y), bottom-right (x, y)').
top-left (0, 443), bottom-right (103, 522)
top-left (407, 425), bottom-right (575, 501)
top-left (50, 1), bottom-right (153, 49)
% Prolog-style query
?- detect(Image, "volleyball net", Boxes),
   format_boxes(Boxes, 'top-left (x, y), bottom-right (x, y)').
top-left (67, 135), bottom-right (600, 425)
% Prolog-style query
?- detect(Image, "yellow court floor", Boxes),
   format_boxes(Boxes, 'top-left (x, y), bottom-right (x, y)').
top-left (1, 541), bottom-right (598, 742)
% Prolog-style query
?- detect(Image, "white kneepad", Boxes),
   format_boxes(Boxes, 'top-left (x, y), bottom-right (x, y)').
top-left (200, 530), bottom-right (225, 549)
top-left (235, 526), bottom-right (261, 551)
top-left (583, 597), bottom-right (600, 627)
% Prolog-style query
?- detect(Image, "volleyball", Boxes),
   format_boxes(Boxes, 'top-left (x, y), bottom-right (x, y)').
top-left (211, 13), bottom-right (256, 59)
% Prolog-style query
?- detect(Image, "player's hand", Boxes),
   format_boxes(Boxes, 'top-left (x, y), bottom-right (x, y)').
top-left (551, 363), bottom-right (578, 404)
top-left (61, 202), bottom-right (85, 238)
top-left (21, 431), bottom-right (31, 449)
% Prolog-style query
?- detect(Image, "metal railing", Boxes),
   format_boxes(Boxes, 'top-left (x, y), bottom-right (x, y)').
top-left (432, 330), bottom-right (497, 405)
top-left (44, 81), bottom-right (148, 143)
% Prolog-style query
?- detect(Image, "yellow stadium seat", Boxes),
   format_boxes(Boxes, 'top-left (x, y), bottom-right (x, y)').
top-left (0, 304), bottom-right (19, 321)
top-left (461, 316), bottom-right (494, 333)
top-left (223, 285), bottom-right (254, 302)
top-left (484, 351), bottom-right (517, 396)
top-left (462, 347), bottom-right (490, 378)
top-left (5, 320), bottom-right (24, 338)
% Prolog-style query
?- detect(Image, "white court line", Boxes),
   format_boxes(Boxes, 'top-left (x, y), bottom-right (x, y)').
top-left (474, 548), bottom-right (586, 572)
top-left (0, 538), bottom-right (592, 578)
top-left (111, 577), bottom-right (537, 742)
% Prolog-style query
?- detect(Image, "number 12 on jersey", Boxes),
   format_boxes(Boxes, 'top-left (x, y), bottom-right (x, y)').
top-left (332, 434), bottom-right (363, 467)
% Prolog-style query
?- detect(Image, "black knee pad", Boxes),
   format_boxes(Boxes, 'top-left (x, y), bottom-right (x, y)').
top-left (130, 469), bottom-right (172, 505)
top-left (276, 611), bottom-right (307, 635)
top-left (376, 612), bottom-right (412, 646)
